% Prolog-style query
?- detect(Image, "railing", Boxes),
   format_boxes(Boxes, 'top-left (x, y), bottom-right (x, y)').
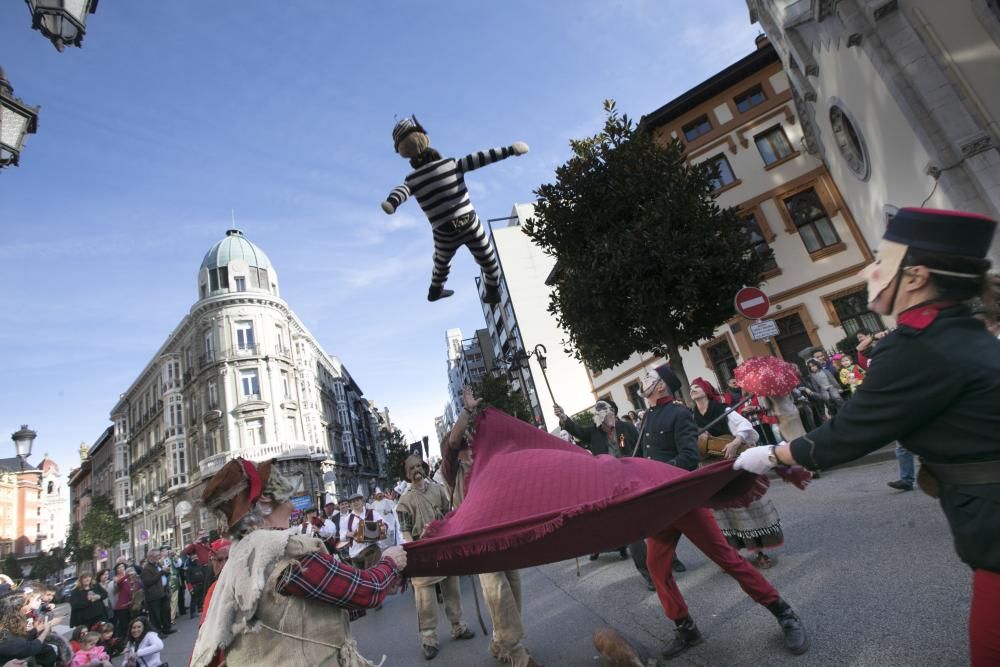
top-left (235, 343), bottom-right (261, 356)
top-left (200, 452), bottom-right (229, 477)
top-left (274, 346), bottom-right (291, 358)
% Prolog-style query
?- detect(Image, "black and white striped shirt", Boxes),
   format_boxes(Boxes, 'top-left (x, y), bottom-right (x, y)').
top-left (384, 146), bottom-right (518, 227)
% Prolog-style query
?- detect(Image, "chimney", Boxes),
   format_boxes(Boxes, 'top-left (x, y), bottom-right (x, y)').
top-left (755, 33), bottom-right (770, 49)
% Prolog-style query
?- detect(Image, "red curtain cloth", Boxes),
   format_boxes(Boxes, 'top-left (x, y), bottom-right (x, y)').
top-left (404, 408), bottom-right (768, 577)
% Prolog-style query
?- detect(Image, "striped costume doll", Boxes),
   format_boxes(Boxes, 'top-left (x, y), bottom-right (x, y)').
top-left (382, 116), bottom-right (529, 303)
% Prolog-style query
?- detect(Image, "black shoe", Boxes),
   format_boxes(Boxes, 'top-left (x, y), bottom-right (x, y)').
top-left (671, 556), bottom-right (686, 573)
top-left (455, 628), bottom-right (475, 640)
top-left (768, 600), bottom-right (809, 655)
top-left (642, 576), bottom-right (656, 592)
top-left (483, 284), bottom-right (501, 304)
top-left (161, 628), bottom-right (176, 636)
top-left (619, 548), bottom-right (629, 560)
top-left (428, 286), bottom-right (454, 302)
top-left (422, 645), bottom-right (438, 660)
top-left (589, 553), bottom-right (600, 561)
top-left (887, 480), bottom-right (914, 491)
top-left (662, 618), bottom-right (703, 659)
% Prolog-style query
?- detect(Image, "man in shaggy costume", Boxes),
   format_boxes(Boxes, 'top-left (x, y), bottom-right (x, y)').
top-left (396, 453), bottom-right (476, 660)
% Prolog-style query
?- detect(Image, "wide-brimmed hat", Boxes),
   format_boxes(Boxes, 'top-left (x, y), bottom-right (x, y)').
top-left (202, 458), bottom-right (276, 527)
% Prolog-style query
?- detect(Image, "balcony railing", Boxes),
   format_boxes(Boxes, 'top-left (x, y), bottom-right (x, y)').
top-left (200, 452), bottom-right (229, 477)
top-left (235, 344), bottom-right (261, 356)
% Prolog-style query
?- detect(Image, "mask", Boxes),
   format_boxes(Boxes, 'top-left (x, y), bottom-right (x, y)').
top-left (592, 401), bottom-right (613, 427)
top-left (860, 239), bottom-right (908, 304)
top-left (639, 370), bottom-right (661, 397)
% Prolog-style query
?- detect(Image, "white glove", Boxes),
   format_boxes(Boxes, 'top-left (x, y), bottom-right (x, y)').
top-left (733, 445), bottom-right (778, 474)
top-left (381, 201), bottom-right (395, 214)
top-left (511, 141), bottom-right (529, 155)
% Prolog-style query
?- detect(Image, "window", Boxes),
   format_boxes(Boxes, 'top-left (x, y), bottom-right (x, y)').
top-left (234, 276), bottom-right (246, 292)
top-left (246, 419), bottom-right (266, 447)
top-left (784, 188), bottom-right (841, 253)
top-left (829, 104), bottom-right (870, 180)
top-left (831, 290), bottom-right (885, 337)
top-left (734, 84), bottom-right (767, 112)
top-left (682, 115), bottom-right (713, 142)
top-left (207, 381), bottom-right (218, 409)
top-left (738, 213), bottom-right (778, 273)
top-left (203, 331), bottom-right (214, 361)
top-left (240, 369), bottom-right (261, 399)
top-left (708, 154), bottom-right (736, 190)
top-left (706, 339), bottom-right (739, 388)
top-left (275, 325), bottom-right (286, 354)
top-left (235, 320), bottom-right (255, 352)
top-left (754, 125), bottom-right (794, 165)
top-left (625, 382), bottom-right (645, 411)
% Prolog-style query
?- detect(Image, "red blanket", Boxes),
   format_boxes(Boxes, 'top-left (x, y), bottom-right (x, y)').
top-left (404, 408), bottom-right (767, 576)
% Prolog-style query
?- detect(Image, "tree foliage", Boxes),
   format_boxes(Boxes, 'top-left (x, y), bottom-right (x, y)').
top-left (64, 523), bottom-right (94, 567)
top-left (30, 548), bottom-right (66, 582)
top-left (474, 373), bottom-right (534, 424)
top-left (81, 494), bottom-right (128, 549)
top-left (383, 426), bottom-right (411, 484)
top-left (2, 555), bottom-right (22, 581)
top-left (523, 101), bottom-right (768, 395)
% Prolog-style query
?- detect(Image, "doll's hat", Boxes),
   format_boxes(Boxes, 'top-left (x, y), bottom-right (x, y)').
top-left (393, 115), bottom-right (425, 149)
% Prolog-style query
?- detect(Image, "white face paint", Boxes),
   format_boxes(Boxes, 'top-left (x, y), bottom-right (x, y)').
top-left (639, 370), bottom-right (662, 397)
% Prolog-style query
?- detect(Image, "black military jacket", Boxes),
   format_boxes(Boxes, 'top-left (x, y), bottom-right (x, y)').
top-left (562, 417), bottom-right (638, 457)
top-left (636, 400), bottom-right (700, 471)
top-left (789, 303), bottom-right (1000, 570)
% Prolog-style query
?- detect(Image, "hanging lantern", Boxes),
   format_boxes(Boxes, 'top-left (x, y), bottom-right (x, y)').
top-left (25, 0), bottom-right (100, 51)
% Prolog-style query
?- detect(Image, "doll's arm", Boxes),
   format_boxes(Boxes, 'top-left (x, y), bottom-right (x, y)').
top-left (457, 143), bottom-right (529, 173)
top-left (382, 184), bottom-right (410, 214)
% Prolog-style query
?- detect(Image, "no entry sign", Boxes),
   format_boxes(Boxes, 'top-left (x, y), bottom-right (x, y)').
top-left (735, 287), bottom-right (770, 319)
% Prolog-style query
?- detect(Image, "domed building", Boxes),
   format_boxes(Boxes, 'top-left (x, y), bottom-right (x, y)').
top-left (109, 230), bottom-right (390, 555)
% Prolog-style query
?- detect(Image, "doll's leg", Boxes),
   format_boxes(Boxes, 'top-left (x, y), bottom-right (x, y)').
top-left (462, 214), bottom-right (501, 287)
top-left (430, 225), bottom-right (461, 297)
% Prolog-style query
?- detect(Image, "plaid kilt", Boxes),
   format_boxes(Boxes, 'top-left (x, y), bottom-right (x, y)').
top-left (712, 498), bottom-right (784, 550)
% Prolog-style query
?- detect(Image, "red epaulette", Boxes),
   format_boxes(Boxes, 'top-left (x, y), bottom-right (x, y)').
top-left (897, 301), bottom-right (955, 330)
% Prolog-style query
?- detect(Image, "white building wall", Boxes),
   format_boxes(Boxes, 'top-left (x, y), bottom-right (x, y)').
top-left (492, 204), bottom-right (596, 431)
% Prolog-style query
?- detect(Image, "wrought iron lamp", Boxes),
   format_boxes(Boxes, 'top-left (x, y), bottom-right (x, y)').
top-left (25, 0), bottom-right (99, 51)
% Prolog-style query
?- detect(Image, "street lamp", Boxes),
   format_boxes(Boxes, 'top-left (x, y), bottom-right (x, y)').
top-left (0, 69), bottom-right (40, 170)
top-left (10, 424), bottom-right (36, 471)
top-left (25, 0), bottom-right (100, 51)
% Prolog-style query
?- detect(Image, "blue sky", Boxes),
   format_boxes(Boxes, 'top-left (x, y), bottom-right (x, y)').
top-left (0, 1), bottom-right (760, 471)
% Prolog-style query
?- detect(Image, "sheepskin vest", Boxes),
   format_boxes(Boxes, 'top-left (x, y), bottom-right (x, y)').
top-left (191, 528), bottom-right (381, 667)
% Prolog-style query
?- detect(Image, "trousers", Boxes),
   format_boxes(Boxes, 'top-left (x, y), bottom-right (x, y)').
top-left (479, 570), bottom-right (532, 666)
top-left (413, 576), bottom-right (468, 648)
top-left (431, 214), bottom-right (501, 289)
top-left (647, 507), bottom-right (780, 620)
top-left (970, 568), bottom-right (1000, 666)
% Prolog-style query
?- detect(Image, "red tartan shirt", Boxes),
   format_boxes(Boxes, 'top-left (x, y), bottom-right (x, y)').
top-left (278, 552), bottom-right (400, 620)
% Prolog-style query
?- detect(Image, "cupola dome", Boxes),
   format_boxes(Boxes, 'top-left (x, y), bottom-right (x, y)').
top-left (198, 229), bottom-right (279, 300)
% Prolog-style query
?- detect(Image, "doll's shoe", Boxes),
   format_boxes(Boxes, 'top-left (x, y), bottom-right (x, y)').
top-left (428, 287), bottom-right (454, 302)
top-left (482, 284), bottom-right (501, 304)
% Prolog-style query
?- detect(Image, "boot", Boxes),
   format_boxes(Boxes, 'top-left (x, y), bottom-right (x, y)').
top-left (422, 644), bottom-right (439, 660)
top-left (428, 286), bottom-right (454, 302)
top-left (767, 599), bottom-right (809, 654)
top-left (671, 555), bottom-right (686, 573)
top-left (483, 284), bottom-right (501, 304)
top-left (662, 617), bottom-right (703, 659)
top-left (454, 627), bottom-right (475, 640)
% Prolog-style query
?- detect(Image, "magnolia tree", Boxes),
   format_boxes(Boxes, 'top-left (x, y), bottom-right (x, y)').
top-left (523, 101), bottom-right (768, 396)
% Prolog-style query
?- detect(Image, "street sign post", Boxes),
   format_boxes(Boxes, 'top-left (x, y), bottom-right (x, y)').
top-left (735, 287), bottom-right (770, 320)
top-left (749, 319), bottom-right (780, 341)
